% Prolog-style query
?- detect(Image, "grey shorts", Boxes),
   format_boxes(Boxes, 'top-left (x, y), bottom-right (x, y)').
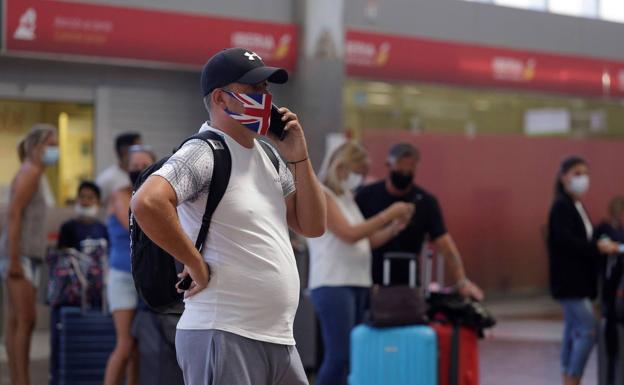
top-left (175, 329), bottom-right (308, 385)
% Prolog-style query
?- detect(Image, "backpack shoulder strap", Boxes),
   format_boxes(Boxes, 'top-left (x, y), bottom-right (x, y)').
top-left (256, 138), bottom-right (280, 173)
top-left (182, 130), bottom-right (231, 252)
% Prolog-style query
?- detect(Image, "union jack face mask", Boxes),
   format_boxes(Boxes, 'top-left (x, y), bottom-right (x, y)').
top-left (222, 90), bottom-right (273, 136)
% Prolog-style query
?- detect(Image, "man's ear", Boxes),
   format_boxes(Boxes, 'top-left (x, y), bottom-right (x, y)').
top-left (211, 89), bottom-right (227, 110)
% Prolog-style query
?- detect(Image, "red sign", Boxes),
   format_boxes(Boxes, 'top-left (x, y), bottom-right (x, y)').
top-left (4, 0), bottom-right (298, 70)
top-left (346, 29), bottom-right (624, 98)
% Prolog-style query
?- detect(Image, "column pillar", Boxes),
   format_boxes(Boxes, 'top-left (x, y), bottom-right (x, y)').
top-left (289, 0), bottom-right (346, 171)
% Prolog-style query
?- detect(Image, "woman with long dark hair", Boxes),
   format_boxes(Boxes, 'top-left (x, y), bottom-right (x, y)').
top-left (547, 156), bottom-right (620, 385)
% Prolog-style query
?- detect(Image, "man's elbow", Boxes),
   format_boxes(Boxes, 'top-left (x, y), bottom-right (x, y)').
top-left (303, 227), bottom-right (325, 239)
top-left (303, 220), bottom-right (326, 238)
top-left (130, 190), bottom-right (157, 224)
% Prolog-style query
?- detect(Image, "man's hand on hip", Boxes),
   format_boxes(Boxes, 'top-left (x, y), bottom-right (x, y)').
top-left (177, 258), bottom-right (210, 299)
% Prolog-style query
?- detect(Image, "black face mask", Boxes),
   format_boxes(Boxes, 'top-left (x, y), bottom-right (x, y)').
top-left (128, 170), bottom-right (142, 186)
top-left (390, 171), bottom-right (413, 190)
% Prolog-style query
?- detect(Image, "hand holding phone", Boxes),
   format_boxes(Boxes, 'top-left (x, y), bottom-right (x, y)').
top-left (269, 104), bottom-right (288, 141)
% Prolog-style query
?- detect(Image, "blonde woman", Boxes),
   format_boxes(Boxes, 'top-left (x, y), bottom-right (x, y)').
top-left (0, 124), bottom-right (58, 385)
top-left (307, 142), bottom-right (414, 385)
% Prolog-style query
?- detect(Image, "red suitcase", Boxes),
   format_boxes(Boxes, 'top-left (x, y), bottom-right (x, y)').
top-left (431, 323), bottom-right (479, 385)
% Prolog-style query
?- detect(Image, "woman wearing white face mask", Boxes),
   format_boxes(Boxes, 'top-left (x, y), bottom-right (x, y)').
top-left (548, 156), bottom-right (621, 385)
top-left (0, 124), bottom-right (58, 385)
top-left (307, 142), bottom-right (414, 385)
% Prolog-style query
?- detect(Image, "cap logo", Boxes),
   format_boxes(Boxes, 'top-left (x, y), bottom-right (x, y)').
top-left (244, 51), bottom-right (262, 61)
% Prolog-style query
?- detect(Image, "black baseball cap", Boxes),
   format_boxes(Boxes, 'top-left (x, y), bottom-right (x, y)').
top-left (200, 48), bottom-right (289, 97)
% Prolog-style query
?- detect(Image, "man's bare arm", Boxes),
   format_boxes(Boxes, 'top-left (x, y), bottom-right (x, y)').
top-left (269, 107), bottom-right (326, 238)
top-left (130, 175), bottom-right (208, 297)
top-left (434, 233), bottom-right (484, 300)
top-left (285, 160), bottom-right (326, 238)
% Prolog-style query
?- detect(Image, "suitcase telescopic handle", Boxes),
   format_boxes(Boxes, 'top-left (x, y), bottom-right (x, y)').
top-left (382, 252), bottom-right (418, 288)
top-left (383, 252), bottom-right (418, 261)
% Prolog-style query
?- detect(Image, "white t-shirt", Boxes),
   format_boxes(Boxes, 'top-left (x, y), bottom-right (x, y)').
top-left (153, 124), bottom-right (299, 345)
top-left (96, 164), bottom-right (130, 203)
top-left (307, 187), bottom-right (372, 290)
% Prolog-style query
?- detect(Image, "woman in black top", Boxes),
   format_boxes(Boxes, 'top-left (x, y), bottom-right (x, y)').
top-left (547, 156), bottom-right (620, 385)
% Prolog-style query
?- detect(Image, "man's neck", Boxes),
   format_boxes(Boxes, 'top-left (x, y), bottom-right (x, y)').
top-left (211, 119), bottom-right (255, 149)
top-left (385, 178), bottom-right (412, 197)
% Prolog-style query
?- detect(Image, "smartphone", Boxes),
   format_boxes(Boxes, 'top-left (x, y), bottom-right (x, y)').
top-left (177, 275), bottom-right (193, 291)
top-left (269, 104), bottom-right (288, 141)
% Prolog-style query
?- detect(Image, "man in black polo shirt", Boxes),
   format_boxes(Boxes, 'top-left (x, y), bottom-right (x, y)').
top-left (355, 142), bottom-right (483, 300)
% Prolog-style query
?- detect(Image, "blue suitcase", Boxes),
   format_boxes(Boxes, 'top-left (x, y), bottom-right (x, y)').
top-left (57, 307), bottom-right (116, 385)
top-left (350, 324), bottom-right (437, 385)
top-left (350, 252), bottom-right (437, 385)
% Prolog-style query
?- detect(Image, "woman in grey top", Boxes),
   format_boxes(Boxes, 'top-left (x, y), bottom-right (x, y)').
top-left (0, 124), bottom-right (58, 385)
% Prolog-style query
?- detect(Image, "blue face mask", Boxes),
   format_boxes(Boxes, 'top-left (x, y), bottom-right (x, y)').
top-left (42, 146), bottom-right (60, 165)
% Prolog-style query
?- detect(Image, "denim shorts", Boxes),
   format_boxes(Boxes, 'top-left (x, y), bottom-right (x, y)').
top-left (106, 268), bottom-right (138, 312)
top-left (0, 256), bottom-right (43, 289)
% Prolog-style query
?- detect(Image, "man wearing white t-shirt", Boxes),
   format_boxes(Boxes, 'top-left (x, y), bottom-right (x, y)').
top-left (96, 132), bottom-right (142, 203)
top-left (130, 48), bottom-right (326, 385)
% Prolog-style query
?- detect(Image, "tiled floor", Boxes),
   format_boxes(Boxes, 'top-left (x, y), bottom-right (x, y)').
top-left (0, 297), bottom-right (605, 385)
top-left (1, 343), bottom-right (598, 385)
top-left (481, 336), bottom-right (598, 385)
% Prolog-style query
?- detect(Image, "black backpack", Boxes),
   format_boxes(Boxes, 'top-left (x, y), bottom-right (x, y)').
top-left (130, 130), bottom-right (279, 314)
